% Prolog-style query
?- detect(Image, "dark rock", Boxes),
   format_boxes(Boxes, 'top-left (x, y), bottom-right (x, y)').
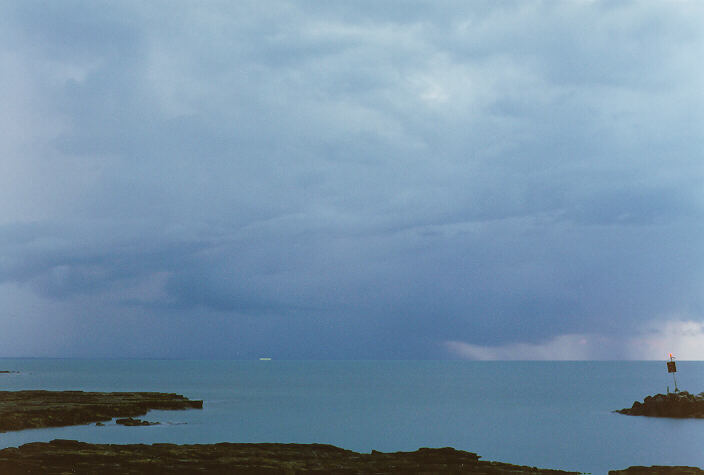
top-left (115, 417), bottom-right (159, 426)
top-left (0, 439), bottom-right (581, 474)
top-left (609, 466), bottom-right (704, 474)
top-left (0, 391), bottom-right (202, 432)
top-left (617, 391), bottom-right (704, 418)
top-left (630, 401), bottom-right (644, 415)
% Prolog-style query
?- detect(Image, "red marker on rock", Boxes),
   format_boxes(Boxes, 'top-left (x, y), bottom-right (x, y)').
top-left (666, 353), bottom-right (678, 393)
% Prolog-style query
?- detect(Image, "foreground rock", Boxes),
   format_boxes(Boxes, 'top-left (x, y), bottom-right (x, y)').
top-left (610, 467), bottom-right (704, 474)
top-left (0, 440), bottom-right (699, 474)
top-left (616, 391), bottom-right (704, 418)
top-left (0, 440), bottom-right (578, 474)
top-left (0, 391), bottom-right (202, 432)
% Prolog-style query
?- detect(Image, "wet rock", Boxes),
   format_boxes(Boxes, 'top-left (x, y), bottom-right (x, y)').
top-left (0, 439), bottom-right (581, 474)
top-left (0, 391), bottom-right (202, 432)
top-left (617, 391), bottom-right (704, 418)
top-left (115, 417), bottom-right (159, 426)
top-left (609, 466), bottom-right (704, 474)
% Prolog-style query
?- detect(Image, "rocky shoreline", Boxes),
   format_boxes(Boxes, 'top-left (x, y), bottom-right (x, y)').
top-left (616, 391), bottom-right (704, 418)
top-left (0, 439), bottom-right (578, 474)
top-left (0, 440), bottom-right (700, 474)
top-left (0, 390), bottom-right (701, 473)
top-left (0, 390), bottom-right (203, 432)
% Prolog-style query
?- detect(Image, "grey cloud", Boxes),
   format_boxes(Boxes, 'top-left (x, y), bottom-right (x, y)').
top-left (1, 1), bottom-right (702, 358)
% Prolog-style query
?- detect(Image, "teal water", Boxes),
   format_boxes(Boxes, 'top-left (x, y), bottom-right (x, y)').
top-left (0, 360), bottom-right (702, 473)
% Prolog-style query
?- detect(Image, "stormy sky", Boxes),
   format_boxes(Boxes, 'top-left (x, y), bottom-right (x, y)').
top-left (1, 1), bottom-right (703, 359)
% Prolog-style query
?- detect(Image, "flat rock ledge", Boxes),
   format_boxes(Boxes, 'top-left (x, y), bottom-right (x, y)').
top-left (0, 390), bottom-right (202, 432)
top-left (609, 467), bottom-right (704, 474)
top-left (616, 391), bottom-right (704, 418)
top-left (115, 417), bottom-right (159, 426)
top-left (0, 439), bottom-right (579, 474)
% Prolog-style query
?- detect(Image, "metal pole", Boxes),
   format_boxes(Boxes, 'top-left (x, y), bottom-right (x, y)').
top-left (670, 354), bottom-right (679, 392)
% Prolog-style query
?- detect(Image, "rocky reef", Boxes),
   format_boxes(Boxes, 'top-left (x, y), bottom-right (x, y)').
top-left (0, 440), bottom-right (699, 474)
top-left (609, 467), bottom-right (704, 474)
top-left (616, 391), bottom-right (704, 418)
top-left (0, 439), bottom-right (579, 474)
top-left (115, 417), bottom-right (159, 426)
top-left (0, 390), bottom-right (202, 432)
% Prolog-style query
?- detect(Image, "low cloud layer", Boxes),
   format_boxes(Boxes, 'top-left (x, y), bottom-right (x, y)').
top-left (446, 319), bottom-right (704, 360)
top-left (446, 334), bottom-right (604, 361)
top-left (1, 1), bottom-right (703, 358)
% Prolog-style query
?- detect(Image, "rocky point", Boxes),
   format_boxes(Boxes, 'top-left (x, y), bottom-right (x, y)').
top-left (617, 391), bottom-right (704, 418)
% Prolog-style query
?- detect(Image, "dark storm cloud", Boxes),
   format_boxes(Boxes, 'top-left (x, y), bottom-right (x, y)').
top-left (1, 1), bottom-right (702, 358)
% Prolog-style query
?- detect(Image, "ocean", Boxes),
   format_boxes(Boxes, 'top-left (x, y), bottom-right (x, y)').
top-left (0, 359), bottom-right (702, 474)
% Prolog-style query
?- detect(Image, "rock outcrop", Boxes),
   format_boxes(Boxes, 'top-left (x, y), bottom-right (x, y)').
top-left (115, 417), bottom-right (159, 426)
top-left (609, 467), bottom-right (704, 474)
top-left (617, 391), bottom-right (704, 418)
top-left (0, 391), bottom-right (202, 432)
top-left (0, 439), bottom-right (580, 474)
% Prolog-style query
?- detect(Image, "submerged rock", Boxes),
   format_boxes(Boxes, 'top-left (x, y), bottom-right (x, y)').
top-left (115, 417), bottom-right (159, 426)
top-left (0, 391), bottom-right (202, 432)
top-left (0, 439), bottom-right (580, 474)
top-left (617, 391), bottom-right (704, 418)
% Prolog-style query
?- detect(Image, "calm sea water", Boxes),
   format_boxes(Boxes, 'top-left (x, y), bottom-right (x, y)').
top-left (0, 359), bottom-right (702, 474)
